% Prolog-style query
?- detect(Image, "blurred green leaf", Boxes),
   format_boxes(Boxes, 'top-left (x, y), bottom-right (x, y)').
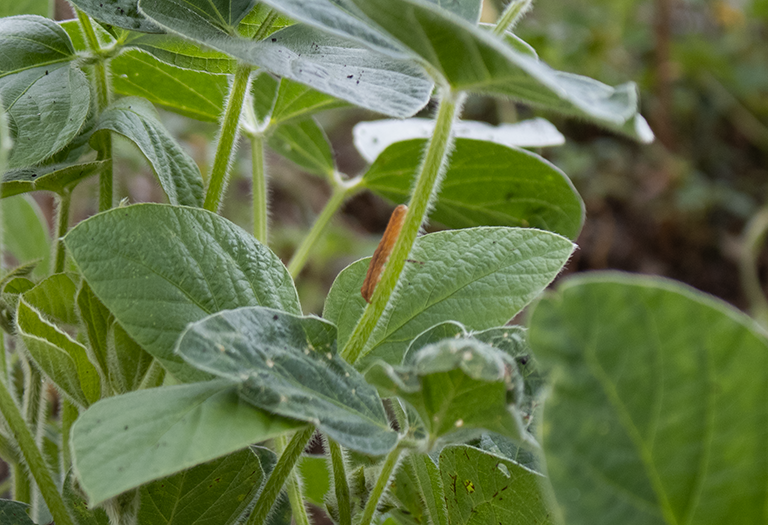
top-left (137, 448), bottom-right (264, 525)
top-left (111, 50), bottom-right (229, 122)
top-left (0, 0), bottom-right (49, 17)
top-left (362, 138), bottom-right (584, 239)
top-left (0, 195), bottom-right (50, 278)
top-left (92, 98), bottom-right (204, 206)
top-left (268, 118), bottom-right (335, 177)
top-left (65, 204), bottom-right (301, 382)
top-left (528, 273), bottom-right (768, 525)
top-left (298, 455), bottom-right (332, 507)
top-left (176, 307), bottom-right (398, 455)
top-left (439, 445), bottom-right (553, 525)
top-left (71, 380), bottom-right (302, 505)
top-left (324, 227), bottom-right (574, 368)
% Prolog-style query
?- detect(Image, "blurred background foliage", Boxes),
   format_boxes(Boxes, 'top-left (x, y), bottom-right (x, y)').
top-left (5, 0), bottom-right (768, 315)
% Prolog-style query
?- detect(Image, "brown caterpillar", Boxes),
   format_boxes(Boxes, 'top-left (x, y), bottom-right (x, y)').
top-left (361, 204), bottom-right (408, 303)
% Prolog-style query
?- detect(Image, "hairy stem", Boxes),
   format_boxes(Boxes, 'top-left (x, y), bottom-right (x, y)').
top-left (287, 185), bottom-right (352, 278)
top-left (409, 454), bottom-right (448, 525)
top-left (204, 63), bottom-right (252, 212)
top-left (493, 0), bottom-right (533, 35)
top-left (327, 439), bottom-right (351, 525)
top-left (138, 359), bottom-right (166, 390)
top-left (76, 9), bottom-right (113, 211)
top-left (358, 446), bottom-right (404, 525)
top-left (341, 91), bottom-right (463, 364)
top-left (740, 206), bottom-right (768, 327)
top-left (246, 426), bottom-right (314, 525)
top-left (53, 191), bottom-right (71, 274)
top-left (0, 372), bottom-right (74, 525)
top-left (251, 134), bottom-right (269, 243)
top-left (275, 435), bottom-right (311, 525)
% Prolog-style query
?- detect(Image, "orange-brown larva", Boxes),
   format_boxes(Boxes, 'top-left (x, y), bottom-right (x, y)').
top-left (361, 204), bottom-right (408, 303)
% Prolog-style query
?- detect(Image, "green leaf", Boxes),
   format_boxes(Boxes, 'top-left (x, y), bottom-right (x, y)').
top-left (17, 276), bottom-right (102, 406)
top-left (353, 118), bottom-right (564, 163)
top-left (362, 138), bottom-right (584, 239)
top-left (76, 281), bottom-right (111, 382)
top-left (367, 338), bottom-right (528, 445)
top-left (298, 455), bottom-right (332, 507)
top-left (0, 16), bottom-right (74, 74)
top-left (324, 227), bottom-right (574, 368)
top-left (1, 0), bottom-right (49, 17)
top-left (68, 0), bottom-right (162, 33)
top-left (59, 19), bottom-right (115, 53)
top-left (0, 500), bottom-right (35, 525)
top-left (268, 118), bottom-right (335, 177)
top-left (63, 472), bottom-right (110, 525)
top-left (0, 195), bottom-right (50, 278)
top-left (92, 98), bottom-right (204, 206)
top-left (108, 322), bottom-right (153, 394)
top-left (270, 78), bottom-right (348, 125)
top-left (71, 379), bottom-right (302, 505)
top-left (2, 161), bottom-right (107, 198)
top-left (64, 204), bottom-right (301, 382)
top-left (1, 64), bottom-right (91, 168)
top-left (111, 50), bottom-right (229, 122)
top-left (251, 71), bottom-right (279, 123)
top-left (137, 448), bottom-right (264, 525)
top-left (136, 0), bottom-right (432, 117)
top-left (123, 33), bottom-right (237, 73)
top-left (237, 3), bottom-right (294, 38)
top-left (527, 273), bottom-right (768, 525)
top-left (176, 307), bottom-right (398, 455)
top-left (439, 445), bottom-right (553, 525)
top-left (426, 0), bottom-right (482, 23)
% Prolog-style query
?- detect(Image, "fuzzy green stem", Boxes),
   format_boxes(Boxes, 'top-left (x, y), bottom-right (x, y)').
top-left (341, 91), bottom-right (463, 364)
top-left (138, 359), bottom-right (166, 390)
top-left (276, 435), bottom-right (311, 525)
top-left (251, 134), bottom-right (269, 243)
top-left (77, 9), bottom-right (113, 211)
top-left (287, 185), bottom-right (352, 278)
top-left (53, 192), bottom-right (71, 274)
top-left (327, 439), bottom-right (351, 525)
top-left (13, 464), bottom-right (31, 504)
top-left (0, 371), bottom-right (74, 525)
top-left (358, 446), bottom-right (404, 525)
top-left (204, 63), bottom-right (252, 212)
top-left (0, 331), bottom-right (6, 384)
top-left (61, 400), bottom-right (77, 473)
top-left (740, 206), bottom-right (768, 327)
top-left (493, 0), bottom-right (533, 35)
top-left (246, 426), bottom-right (314, 525)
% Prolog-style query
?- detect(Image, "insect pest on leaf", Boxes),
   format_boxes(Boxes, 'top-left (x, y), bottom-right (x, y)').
top-left (361, 204), bottom-right (408, 303)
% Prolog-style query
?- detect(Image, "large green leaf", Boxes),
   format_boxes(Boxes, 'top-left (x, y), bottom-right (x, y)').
top-left (367, 338), bottom-right (528, 447)
top-left (67, 0), bottom-right (162, 33)
top-left (2, 161), bottom-right (106, 198)
top-left (527, 273), bottom-right (768, 525)
top-left (439, 445), bottom-right (553, 525)
top-left (268, 118), bottom-right (336, 178)
top-left (0, 15), bottom-right (73, 73)
top-left (64, 204), bottom-right (301, 382)
top-left (0, 195), bottom-right (50, 277)
top-left (176, 307), bottom-right (398, 455)
top-left (362, 138), bottom-right (584, 239)
top-left (111, 50), bottom-right (229, 122)
top-left (0, 500), bottom-right (35, 525)
top-left (17, 275), bottom-right (102, 406)
top-left (270, 78), bottom-right (348, 125)
top-left (137, 0), bottom-right (432, 117)
top-left (92, 98), bottom-right (204, 206)
top-left (137, 448), bottom-right (263, 525)
top-left (71, 380), bottom-right (302, 505)
top-left (324, 227), bottom-right (574, 368)
top-left (353, 118), bottom-right (564, 163)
